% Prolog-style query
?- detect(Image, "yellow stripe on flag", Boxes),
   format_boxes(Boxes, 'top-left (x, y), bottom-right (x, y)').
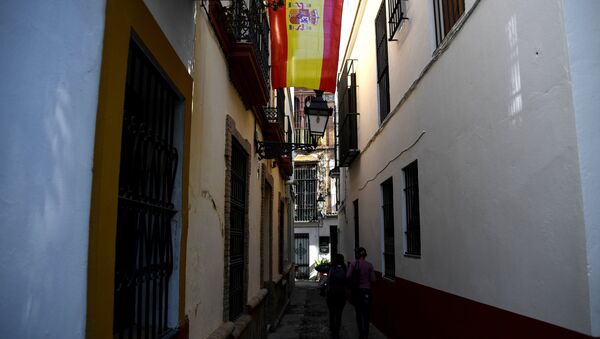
top-left (286, 0), bottom-right (324, 89)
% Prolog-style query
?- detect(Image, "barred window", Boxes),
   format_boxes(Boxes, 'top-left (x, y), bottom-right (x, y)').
top-left (375, 1), bottom-right (390, 123)
top-left (229, 138), bottom-right (248, 320)
top-left (295, 164), bottom-right (318, 222)
top-left (403, 161), bottom-right (421, 256)
top-left (382, 178), bottom-right (395, 278)
top-left (387, 0), bottom-right (407, 40)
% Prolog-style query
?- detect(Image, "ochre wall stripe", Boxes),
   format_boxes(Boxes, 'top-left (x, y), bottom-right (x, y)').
top-left (86, 0), bottom-right (192, 337)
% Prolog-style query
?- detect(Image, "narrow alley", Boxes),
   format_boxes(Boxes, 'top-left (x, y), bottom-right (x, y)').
top-left (2, 0), bottom-right (600, 338)
top-left (268, 281), bottom-right (386, 339)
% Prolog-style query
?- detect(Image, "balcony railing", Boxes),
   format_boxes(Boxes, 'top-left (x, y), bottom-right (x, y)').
top-left (387, 0), bottom-right (407, 40)
top-left (337, 60), bottom-right (359, 167)
top-left (204, 0), bottom-right (271, 108)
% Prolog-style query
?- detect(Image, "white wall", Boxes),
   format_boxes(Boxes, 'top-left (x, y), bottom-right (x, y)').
top-left (563, 0), bottom-right (600, 335)
top-left (0, 1), bottom-right (106, 338)
top-left (294, 224), bottom-right (330, 278)
top-left (343, 0), bottom-right (592, 334)
top-left (144, 0), bottom-right (196, 73)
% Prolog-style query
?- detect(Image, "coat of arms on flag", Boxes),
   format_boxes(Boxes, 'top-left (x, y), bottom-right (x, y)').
top-left (288, 2), bottom-right (320, 30)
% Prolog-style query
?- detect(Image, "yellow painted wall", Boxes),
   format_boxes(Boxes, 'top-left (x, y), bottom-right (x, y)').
top-left (186, 5), bottom-right (287, 337)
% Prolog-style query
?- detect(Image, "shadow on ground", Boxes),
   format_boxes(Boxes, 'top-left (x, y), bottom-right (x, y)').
top-left (268, 281), bottom-right (387, 339)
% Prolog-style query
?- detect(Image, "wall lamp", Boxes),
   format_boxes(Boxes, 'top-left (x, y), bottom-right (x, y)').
top-left (255, 89), bottom-right (332, 160)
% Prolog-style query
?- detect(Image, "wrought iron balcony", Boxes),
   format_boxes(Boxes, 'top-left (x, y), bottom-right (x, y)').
top-left (337, 60), bottom-right (360, 167)
top-left (256, 90), bottom-right (316, 162)
top-left (203, 0), bottom-right (271, 108)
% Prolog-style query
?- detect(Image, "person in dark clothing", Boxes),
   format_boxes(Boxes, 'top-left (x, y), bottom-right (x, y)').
top-left (326, 253), bottom-right (347, 339)
top-left (346, 247), bottom-right (376, 339)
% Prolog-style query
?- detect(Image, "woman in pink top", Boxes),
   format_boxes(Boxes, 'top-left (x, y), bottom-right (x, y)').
top-left (346, 247), bottom-right (376, 339)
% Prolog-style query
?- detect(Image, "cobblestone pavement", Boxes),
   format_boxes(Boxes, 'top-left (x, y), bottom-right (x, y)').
top-left (268, 281), bottom-right (387, 339)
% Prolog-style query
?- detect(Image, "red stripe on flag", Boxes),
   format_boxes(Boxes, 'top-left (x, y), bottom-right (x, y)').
top-left (270, 3), bottom-right (288, 89)
top-left (319, 0), bottom-right (343, 93)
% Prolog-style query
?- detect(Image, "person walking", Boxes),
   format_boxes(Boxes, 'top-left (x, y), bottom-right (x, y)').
top-left (326, 253), bottom-right (348, 339)
top-left (347, 247), bottom-right (376, 339)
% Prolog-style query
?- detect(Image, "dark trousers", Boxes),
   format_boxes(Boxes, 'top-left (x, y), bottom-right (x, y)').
top-left (327, 294), bottom-right (346, 337)
top-left (353, 289), bottom-right (372, 338)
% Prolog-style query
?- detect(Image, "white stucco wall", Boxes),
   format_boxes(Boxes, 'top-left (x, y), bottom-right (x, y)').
top-left (0, 1), bottom-right (106, 338)
top-left (294, 224), bottom-right (331, 278)
top-left (143, 0), bottom-right (196, 73)
top-left (342, 0), bottom-right (591, 334)
top-left (563, 0), bottom-right (600, 335)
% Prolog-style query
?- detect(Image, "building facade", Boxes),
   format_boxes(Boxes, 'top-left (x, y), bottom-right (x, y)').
top-left (0, 0), bottom-right (295, 338)
top-left (293, 89), bottom-right (339, 279)
top-left (336, 0), bottom-right (600, 338)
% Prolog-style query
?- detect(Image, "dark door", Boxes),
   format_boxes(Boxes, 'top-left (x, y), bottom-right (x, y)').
top-left (294, 233), bottom-right (309, 279)
top-left (330, 226), bottom-right (338, 256)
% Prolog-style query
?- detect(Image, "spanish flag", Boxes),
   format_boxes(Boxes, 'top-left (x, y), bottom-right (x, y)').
top-left (270, 0), bottom-right (344, 93)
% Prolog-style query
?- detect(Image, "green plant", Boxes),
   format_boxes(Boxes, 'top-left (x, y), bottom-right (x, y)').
top-left (314, 258), bottom-right (330, 266)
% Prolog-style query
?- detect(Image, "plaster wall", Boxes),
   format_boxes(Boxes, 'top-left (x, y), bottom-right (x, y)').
top-left (563, 0), bottom-right (600, 335)
top-left (0, 1), bottom-right (106, 338)
top-left (187, 8), bottom-right (286, 337)
top-left (344, 0), bottom-right (590, 334)
top-left (143, 0), bottom-right (196, 73)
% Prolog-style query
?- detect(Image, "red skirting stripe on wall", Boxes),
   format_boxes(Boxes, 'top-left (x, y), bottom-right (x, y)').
top-left (371, 271), bottom-right (595, 339)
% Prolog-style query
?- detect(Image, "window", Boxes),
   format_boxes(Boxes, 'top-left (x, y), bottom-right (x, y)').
top-left (113, 39), bottom-right (182, 338)
top-left (278, 200), bottom-right (285, 274)
top-left (337, 60), bottom-right (359, 167)
top-left (375, 1), bottom-right (390, 122)
top-left (353, 199), bottom-right (360, 249)
top-left (319, 236), bottom-right (330, 254)
top-left (295, 164), bottom-right (318, 222)
top-left (433, 0), bottom-right (465, 46)
top-left (403, 161), bottom-right (421, 256)
top-left (229, 138), bottom-right (248, 320)
top-left (381, 178), bottom-right (395, 278)
top-left (388, 0), bottom-right (407, 40)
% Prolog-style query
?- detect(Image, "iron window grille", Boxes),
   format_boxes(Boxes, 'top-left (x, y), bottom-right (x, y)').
top-left (403, 161), bottom-right (421, 256)
top-left (113, 39), bottom-right (180, 339)
top-left (337, 60), bottom-right (360, 167)
top-left (375, 2), bottom-right (391, 123)
top-left (278, 200), bottom-right (285, 274)
top-left (388, 0), bottom-right (408, 40)
top-left (353, 199), bottom-right (360, 249)
top-left (381, 178), bottom-right (395, 278)
top-left (229, 138), bottom-right (248, 320)
top-left (433, 0), bottom-right (465, 46)
top-left (294, 164), bottom-right (318, 222)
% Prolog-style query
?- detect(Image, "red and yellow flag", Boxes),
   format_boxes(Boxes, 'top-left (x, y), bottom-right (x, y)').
top-left (270, 0), bottom-right (344, 93)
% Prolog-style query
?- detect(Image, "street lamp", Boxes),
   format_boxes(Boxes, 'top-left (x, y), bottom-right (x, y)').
top-left (304, 90), bottom-right (333, 138)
